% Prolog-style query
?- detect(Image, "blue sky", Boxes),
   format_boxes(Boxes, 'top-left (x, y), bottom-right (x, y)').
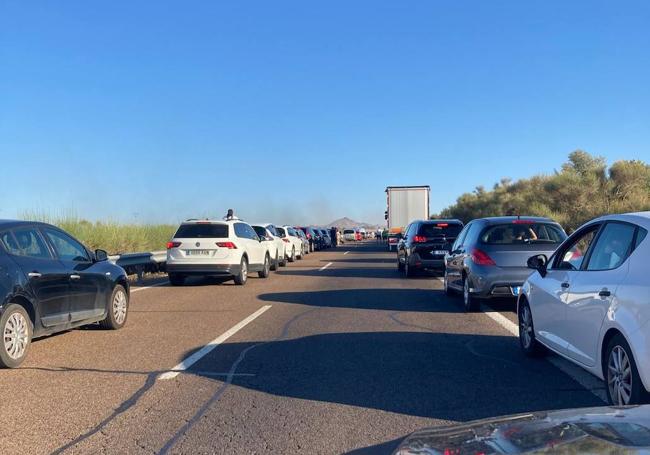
top-left (1, 1), bottom-right (649, 225)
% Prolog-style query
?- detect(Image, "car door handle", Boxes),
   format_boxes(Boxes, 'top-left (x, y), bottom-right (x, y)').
top-left (561, 282), bottom-right (570, 288)
top-left (70, 274), bottom-right (81, 280)
top-left (599, 290), bottom-right (611, 297)
top-left (28, 272), bottom-right (42, 278)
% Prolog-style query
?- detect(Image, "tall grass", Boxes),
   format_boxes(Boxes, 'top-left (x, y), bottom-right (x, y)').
top-left (21, 211), bottom-right (177, 254)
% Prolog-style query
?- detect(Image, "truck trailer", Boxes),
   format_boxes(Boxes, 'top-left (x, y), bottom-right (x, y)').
top-left (385, 185), bottom-right (430, 250)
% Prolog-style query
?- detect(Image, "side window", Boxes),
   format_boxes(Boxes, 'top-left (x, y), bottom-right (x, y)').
top-left (234, 223), bottom-right (247, 238)
top-left (246, 224), bottom-right (259, 240)
top-left (635, 228), bottom-right (648, 250)
top-left (586, 223), bottom-right (636, 271)
top-left (552, 225), bottom-right (600, 271)
top-left (464, 222), bottom-right (482, 247)
top-left (43, 228), bottom-right (89, 262)
top-left (453, 223), bottom-right (471, 251)
top-left (1, 228), bottom-right (51, 259)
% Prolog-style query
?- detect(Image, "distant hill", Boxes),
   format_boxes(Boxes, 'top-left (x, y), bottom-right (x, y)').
top-left (326, 217), bottom-right (379, 230)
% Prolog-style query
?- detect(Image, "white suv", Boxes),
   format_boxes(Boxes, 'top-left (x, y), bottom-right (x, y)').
top-left (166, 219), bottom-right (271, 286)
top-left (251, 224), bottom-right (285, 270)
top-left (276, 226), bottom-right (304, 262)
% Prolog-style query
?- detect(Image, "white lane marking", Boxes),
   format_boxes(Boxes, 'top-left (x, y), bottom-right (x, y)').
top-left (131, 281), bottom-right (169, 293)
top-left (481, 306), bottom-right (607, 402)
top-left (319, 262), bottom-right (333, 271)
top-left (343, 251), bottom-right (349, 255)
top-left (159, 305), bottom-right (272, 380)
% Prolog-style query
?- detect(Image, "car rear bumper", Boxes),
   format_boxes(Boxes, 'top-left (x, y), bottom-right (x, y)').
top-left (408, 256), bottom-right (446, 270)
top-left (167, 263), bottom-right (241, 276)
top-left (468, 266), bottom-right (533, 298)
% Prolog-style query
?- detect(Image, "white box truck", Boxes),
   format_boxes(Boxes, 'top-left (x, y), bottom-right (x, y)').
top-left (385, 186), bottom-right (430, 250)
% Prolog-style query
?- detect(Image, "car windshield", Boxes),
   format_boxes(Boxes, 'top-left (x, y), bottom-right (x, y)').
top-left (481, 222), bottom-right (565, 244)
top-left (344, 230), bottom-right (354, 234)
top-left (174, 224), bottom-right (229, 238)
top-left (417, 223), bottom-right (463, 238)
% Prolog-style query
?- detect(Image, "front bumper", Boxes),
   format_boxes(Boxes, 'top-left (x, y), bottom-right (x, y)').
top-left (167, 263), bottom-right (241, 276)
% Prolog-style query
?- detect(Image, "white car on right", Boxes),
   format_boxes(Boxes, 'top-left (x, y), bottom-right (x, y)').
top-left (518, 212), bottom-right (650, 405)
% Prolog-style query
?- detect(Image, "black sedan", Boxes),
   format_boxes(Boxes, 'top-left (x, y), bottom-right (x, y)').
top-left (397, 219), bottom-right (464, 277)
top-left (0, 220), bottom-right (130, 368)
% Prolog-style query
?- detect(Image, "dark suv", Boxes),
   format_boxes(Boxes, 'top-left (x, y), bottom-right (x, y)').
top-left (0, 220), bottom-right (130, 368)
top-left (397, 219), bottom-right (464, 277)
top-left (298, 227), bottom-right (319, 252)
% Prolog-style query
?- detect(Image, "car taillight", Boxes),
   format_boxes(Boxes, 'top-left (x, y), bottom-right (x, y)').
top-left (413, 235), bottom-right (427, 243)
top-left (513, 219), bottom-right (534, 224)
top-left (166, 241), bottom-right (181, 249)
top-left (436, 223), bottom-right (449, 227)
top-left (471, 248), bottom-right (496, 266)
top-left (216, 242), bottom-right (237, 249)
top-left (282, 238), bottom-right (290, 243)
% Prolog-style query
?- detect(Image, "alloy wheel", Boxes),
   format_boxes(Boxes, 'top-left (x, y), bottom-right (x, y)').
top-left (463, 279), bottom-right (470, 306)
top-left (608, 345), bottom-right (633, 405)
top-left (520, 305), bottom-right (533, 349)
top-left (4, 312), bottom-right (28, 360)
top-left (242, 260), bottom-right (248, 281)
top-left (113, 289), bottom-right (128, 325)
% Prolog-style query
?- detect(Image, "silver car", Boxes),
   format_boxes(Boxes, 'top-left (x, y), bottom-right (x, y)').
top-left (444, 216), bottom-right (566, 311)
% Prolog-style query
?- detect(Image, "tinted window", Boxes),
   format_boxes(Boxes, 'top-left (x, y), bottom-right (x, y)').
top-left (481, 223), bottom-right (565, 245)
top-left (235, 223), bottom-right (258, 240)
top-left (44, 228), bottom-right (90, 261)
top-left (175, 224), bottom-right (228, 238)
top-left (276, 227), bottom-right (286, 238)
top-left (635, 228), bottom-right (648, 250)
top-left (288, 228), bottom-right (298, 236)
top-left (417, 222), bottom-right (463, 238)
top-left (252, 226), bottom-right (267, 238)
top-left (452, 223), bottom-right (471, 251)
top-left (343, 229), bottom-right (354, 234)
top-left (554, 226), bottom-right (599, 271)
top-left (244, 224), bottom-right (259, 240)
top-left (266, 225), bottom-right (278, 236)
top-left (586, 223), bottom-right (636, 271)
top-left (1, 228), bottom-right (51, 259)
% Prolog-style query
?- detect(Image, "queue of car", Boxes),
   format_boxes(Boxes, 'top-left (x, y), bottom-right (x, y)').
top-left (396, 211), bottom-right (650, 406)
top-left (0, 217), bottom-right (339, 368)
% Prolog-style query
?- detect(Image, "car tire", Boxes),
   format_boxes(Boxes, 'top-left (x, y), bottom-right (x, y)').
top-left (100, 284), bottom-right (129, 330)
top-left (397, 257), bottom-right (405, 271)
top-left (234, 256), bottom-right (248, 285)
top-left (404, 258), bottom-right (415, 278)
top-left (443, 271), bottom-right (454, 296)
top-left (258, 254), bottom-right (271, 278)
top-left (604, 334), bottom-right (648, 405)
top-left (271, 251), bottom-right (279, 271)
top-left (0, 304), bottom-right (32, 369)
top-left (297, 245), bottom-right (303, 260)
top-left (168, 273), bottom-right (185, 286)
top-left (288, 246), bottom-right (295, 263)
top-left (463, 276), bottom-right (480, 312)
top-left (518, 299), bottom-right (546, 357)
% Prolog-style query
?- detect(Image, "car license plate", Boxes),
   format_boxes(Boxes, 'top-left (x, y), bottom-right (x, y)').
top-left (512, 286), bottom-right (521, 296)
top-left (433, 250), bottom-right (448, 255)
top-left (186, 249), bottom-right (210, 256)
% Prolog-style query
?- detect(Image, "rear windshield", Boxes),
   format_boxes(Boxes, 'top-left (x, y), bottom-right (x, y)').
top-left (343, 229), bottom-right (355, 234)
top-left (481, 223), bottom-right (565, 245)
top-left (174, 223), bottom-right (228, 238)
top-left (252, 226), bottom-right (267, 238)
top-left (417, 223), bottom-right (463, 238)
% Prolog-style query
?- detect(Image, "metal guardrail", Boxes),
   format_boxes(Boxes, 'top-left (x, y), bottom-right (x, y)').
top-left (108, 250), bottom-right (167, 280)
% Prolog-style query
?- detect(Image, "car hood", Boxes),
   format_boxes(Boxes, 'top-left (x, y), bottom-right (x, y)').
top-left (394, 406), bottom-right (650, 454)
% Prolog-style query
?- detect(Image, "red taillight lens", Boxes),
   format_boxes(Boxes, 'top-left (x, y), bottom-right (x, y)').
top-left (513, 219), bottom-right (534, 224)
top-left (436, 223), bottom-right (449, 227)
top-left (471, 248), bottom-right (496, 266)
top-left (216, 242), bottom-right (237, 249)
top-left (413, 235), bottom-right (427, 243)
top-left (282, 238), bottom-right (290, 243)
top-left (166, 241), bottom-right (181, 249)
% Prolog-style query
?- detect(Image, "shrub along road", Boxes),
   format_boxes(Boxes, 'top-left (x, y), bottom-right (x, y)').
top-left (0, 242), bottom-right (602, 454)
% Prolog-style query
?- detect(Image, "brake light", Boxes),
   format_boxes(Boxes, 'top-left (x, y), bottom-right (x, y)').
top-left (216, 242), bottom-right (237, 249)
top-left (413, 235), bottom-right (427, 243)
top-left (436, 223), bottom-right (449, 227)
top-left (513, 219), bottom-right (534, 224)
top-left (282, 238), bottom-right (290, 243)
top-left (471, 248), bottom-right (496, 266)
top-left (166, 241), bottom-right (181, 249)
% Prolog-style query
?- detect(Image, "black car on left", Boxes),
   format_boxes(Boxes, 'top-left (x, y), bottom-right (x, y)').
top-left (0, 220), bottom-right (130, 368)
top-left (397, 219), bottom-right (464, 277)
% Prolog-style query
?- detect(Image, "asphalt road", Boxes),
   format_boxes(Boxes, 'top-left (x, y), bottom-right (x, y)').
top-left (0, 241), bottom-right (604, 454)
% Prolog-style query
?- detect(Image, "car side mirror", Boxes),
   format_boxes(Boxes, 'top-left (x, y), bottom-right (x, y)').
top-left (95, 249), bottom-right (108, 262)
top-left (527, 254), bottom-right (547, 277)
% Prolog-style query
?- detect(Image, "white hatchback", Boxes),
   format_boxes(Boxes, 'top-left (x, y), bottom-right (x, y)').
top-left (166, 219), bottom-right (271, 286)
top-left (518, 212), bottom-right (650, 405)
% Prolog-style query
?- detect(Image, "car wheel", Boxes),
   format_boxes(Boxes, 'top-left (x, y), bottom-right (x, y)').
top-left (404, 258), bottom-right (414, 278)
top-left (0, 304), bottom-right (32, 368)
top-left (258, 254), bottom-right (271, 278)
top-left (605, 334), bottom-right (647, 405)
top-left (397, 257), bottom-right (404, 271)
top-left (518, 299), bottom-right (545, 357)
top-left (463, 277), bottom-right (480, 312)
top-left (168, 273), bottom-right (185, 286)
top-left (288, 246), bottom-right (295, 263)
top-left (271, 251), bottom-right (279, 271)
top-left (297, 245), bottom-right (303, 260)
top-left (100, 284), bottom-right (129, 330)
top-left (234, 256), bottom-right (248, 285)
top-left (444, 271), bottom-right (454, 296)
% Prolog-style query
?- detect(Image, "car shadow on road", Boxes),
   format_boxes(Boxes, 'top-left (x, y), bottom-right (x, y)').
top-left (259, 288), bottom-right (458, 313)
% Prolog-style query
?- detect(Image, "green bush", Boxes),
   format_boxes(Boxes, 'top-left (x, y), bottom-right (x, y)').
top-left (439, 151), bottom-right (650, 232)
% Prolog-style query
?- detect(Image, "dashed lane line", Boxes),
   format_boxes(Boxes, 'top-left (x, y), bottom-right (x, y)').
top-left (159, 305), bottom-right (273, 380)
top-left (319, 262), bottom-right (333, 271)
top-left (131, 281), bottom-right (169, 293)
